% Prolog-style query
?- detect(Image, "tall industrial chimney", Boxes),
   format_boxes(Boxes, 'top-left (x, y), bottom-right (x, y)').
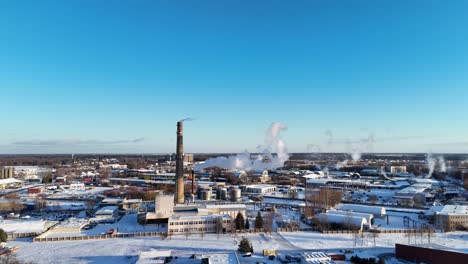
top-left (175, 121), bottom-right (185, 204)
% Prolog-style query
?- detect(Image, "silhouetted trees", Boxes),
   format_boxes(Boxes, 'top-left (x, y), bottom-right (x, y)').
top-left (255, 211), bottom-right (264, 229)
top-left (238, 237), bottom-right (253, 253)
top-left (235, 212), bottom-right (245, 230)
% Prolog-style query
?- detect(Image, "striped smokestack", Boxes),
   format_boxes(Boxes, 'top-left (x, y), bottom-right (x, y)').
top-left (175, 121), bottom-right (185, 204)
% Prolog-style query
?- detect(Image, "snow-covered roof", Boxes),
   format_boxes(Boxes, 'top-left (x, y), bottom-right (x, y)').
top-left (0, 219), bottom-right (51, 234)
top-left (306, 178), bottom-right (369, 185)
top-left (397, 185), bottom-right (430, 194)
top-left (96, 206), bottom-right (119, 215)
top-left (327, 210), bottom-right (373, 223)
top-left (55, 218), bottom-right (88, 228)
top-left (205, 204), bottom-right (246, 210)
top-left (437, 205), bottom-right (468, 215)
top-left (413, 178), bottom-right (440, 184)
top-left (336, 204), bottom-right (386, 215)
top-left (246, 184), bottom-right (276, 189)
top-left (0, 178), bottom-right (22, 185)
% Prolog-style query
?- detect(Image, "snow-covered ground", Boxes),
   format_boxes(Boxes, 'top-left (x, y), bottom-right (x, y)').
top-left (8, 231), bottom-right (468, 263)
top-left (373, 211), bottom-right (427, 230)
top-left (41, 214), bottom-right (164, 238)
top-left (280, 231), bottom-right (468, 252)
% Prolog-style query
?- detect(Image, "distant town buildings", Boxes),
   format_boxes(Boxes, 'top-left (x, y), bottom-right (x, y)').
top-left (390, 165), bottom-right (407, 173)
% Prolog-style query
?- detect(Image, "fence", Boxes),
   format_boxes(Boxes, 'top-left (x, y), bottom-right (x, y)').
top-left (320, 229), bottom-right (434, 234)
top-left (33, 231), bottom-right (165, 242)
top-left (8, 232), bottom-right (40, 239)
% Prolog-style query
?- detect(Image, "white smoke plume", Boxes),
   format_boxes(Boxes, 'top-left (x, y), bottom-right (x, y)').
top-left (426, 153), bottom-right (436, 178)
top-left (438, 156), bottom-right (447, 173)
top-left (194, 122), bottom-right (289, 171)
top-left (335, 159), bottom-right (349, 169)
top-left (346, 133), bottom-right (375, 162)
top-left (426, 154), bottom-right (447, 177)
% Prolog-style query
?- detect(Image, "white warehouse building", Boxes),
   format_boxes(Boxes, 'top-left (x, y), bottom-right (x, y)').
top-left (336, 204), bottom-right (386, 217)
top-left (314, 212), bottom-right (369, 231)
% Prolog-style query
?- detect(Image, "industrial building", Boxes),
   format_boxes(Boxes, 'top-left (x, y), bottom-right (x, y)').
top-left (0, 178), bottom-right (22, 189)
top-left (241, 184), bottom-right (277, 195)
top-left (335, 204), bottom-right (386, 217)
top-left (313, 211), bottom-right (369, 231)
top-left (432, 205), bottom-right (468, 231)
top-left (90, 206), bottom-right (120, 223)
top-left (141, 193), bottom-right (246, 234)
top-left (396, 243), bottom-right (468, 264)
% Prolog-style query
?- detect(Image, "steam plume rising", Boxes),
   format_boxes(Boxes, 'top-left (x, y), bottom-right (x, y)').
top-left (438, 156), bottom-right (447, 173)
top-left (426, 153), bottom-right (447, 178)
top-left (179, 117), bottom-right (195, 122)
top-left (194, 122), bottom-right (289, 171)
top-left (335, 159), bottom-right (349, 169)
top-left (346, 133), bottom-right (375, 162)
top-left (426, 153), bottom-right (436, 178)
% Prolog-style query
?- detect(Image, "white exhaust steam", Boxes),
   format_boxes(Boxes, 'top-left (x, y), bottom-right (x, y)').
top-left (194, 122), bottom-right (289, 171)
top-left (346, 133), bottom-right (375, 162)
top-left (335, 159), bottom-right (349, 169)
top-left (426, 153), bottom-right (447, 177)
top-left (426, 153), bottom-right (436, 178)
top-left (438, 156), bottom-right (447, 173)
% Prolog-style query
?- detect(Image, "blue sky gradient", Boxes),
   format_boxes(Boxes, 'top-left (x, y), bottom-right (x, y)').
top-left (1, 0), bottom-right (467, 154)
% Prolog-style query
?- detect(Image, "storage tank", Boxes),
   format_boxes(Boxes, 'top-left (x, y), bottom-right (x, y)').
top-left (217, 188), bottom-right (228, 200)
top-left (230, 187), bottom-right (241, 202)
top-left (198, 187), bottom-right (212, 201)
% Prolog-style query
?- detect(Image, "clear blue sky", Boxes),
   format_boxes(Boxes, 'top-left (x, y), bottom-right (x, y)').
top-left (1, 0), bottom-right (467, 154)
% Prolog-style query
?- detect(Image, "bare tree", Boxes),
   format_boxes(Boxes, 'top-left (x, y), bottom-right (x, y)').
top-left (230, 220), bottom-right (237, 237)
top-left (368, 195), bottom-right (378, 205)
top-left (200, 227), bottom-right (205, 240)
top-left (404, 231), bottom-right (411, 244)
top-left (353, 230), bottom-right (360, 248)
top-left (215, 218), bottom-right (224, 238)
top-left (264, 211), bottom-right (275, 234)
top-left (370, 230), bottom-right (379, 247)
top-left (184, 228), bottom-right (191, 240)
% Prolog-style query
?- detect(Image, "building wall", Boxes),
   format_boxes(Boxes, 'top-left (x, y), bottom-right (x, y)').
top-left (390, 166), bottom-right (407, 173)
top-left (168, 216), bottom-right (232, 234)
top-left (395, 244), bottom-right (468, 264)
top-left (435, 214), bottom-right (468, 231)
top-left (245, 186), bottom-right (276, 194)
top-left (155, 194), bottom-right (174, 215)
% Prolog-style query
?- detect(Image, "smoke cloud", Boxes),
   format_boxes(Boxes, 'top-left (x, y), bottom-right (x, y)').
top-left (346, 133), bottom-right (375, 162)
top-left (179, 117), bottom-right (195, 122)
top-left (438, 156), bottom-right (447, 173)
top-left (335, 159), bottom-right (349, 169)
top-left (426, 154), bottom-right (447, 177)
top-left (426, 153), bottom-right (436, 178)
top-left (194, 122), bottom-right (289, 171)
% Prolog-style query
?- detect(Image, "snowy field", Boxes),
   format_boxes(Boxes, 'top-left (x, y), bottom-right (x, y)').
top-left (41, 214), bottom-right (164, 238)
top-left (8, 231), bottom-right (468, 264)
top-left (280, 231), bottom-right (468, 252)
